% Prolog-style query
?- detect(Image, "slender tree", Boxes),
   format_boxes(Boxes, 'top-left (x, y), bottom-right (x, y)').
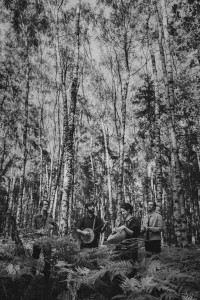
top-left (147, 19), bottom-right (163, 210)
top-left (152, 0), bottom-right (187, 245)
top-left (60, 0), bottom-right (81, 234)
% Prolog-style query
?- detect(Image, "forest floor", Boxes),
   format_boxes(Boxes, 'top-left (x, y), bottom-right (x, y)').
top-left (0, 235), bottom-right (200, 300)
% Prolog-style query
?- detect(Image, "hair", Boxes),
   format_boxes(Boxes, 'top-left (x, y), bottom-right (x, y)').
top-left (40, 200), bottom-right (49, 208)
top-left (120, 202), bottom-right (133, 214)
top-left (85, 201), bottom-right (95, 209)
top-left (148, 201), bottom-right (156, 210)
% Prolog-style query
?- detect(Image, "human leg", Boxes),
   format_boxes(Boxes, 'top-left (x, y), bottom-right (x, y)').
top-left (32, 242), bottom-right (41, 259)
top-left (145, 240), bottom-right (161, 256)
top-left (32, 242), bottom-right (41, 276)
top-left (42, 241), bottom-right (52, 279)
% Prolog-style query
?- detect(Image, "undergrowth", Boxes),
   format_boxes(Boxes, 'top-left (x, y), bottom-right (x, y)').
top-left (0, 234), bottom-right (200, 300)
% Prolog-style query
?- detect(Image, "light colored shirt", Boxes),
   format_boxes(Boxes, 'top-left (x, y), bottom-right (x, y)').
top-left (141, 211), bottom-right (163, 240)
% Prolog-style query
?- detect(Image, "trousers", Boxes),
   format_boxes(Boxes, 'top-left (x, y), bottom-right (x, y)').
top-left (32, 240), bottom-right (51, 278)
top-left (145, 240), bottom-right (161, 256)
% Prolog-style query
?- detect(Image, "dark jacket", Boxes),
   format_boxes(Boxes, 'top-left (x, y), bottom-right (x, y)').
top-left (33, 212), bottom-right (58, 236)
top-left (120, 216), bottom-right (141, 239)
top-left (77, 214), bottom-right (104, 248)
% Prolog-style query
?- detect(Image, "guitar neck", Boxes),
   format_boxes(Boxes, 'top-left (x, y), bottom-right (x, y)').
top-left (93, 222), bottom-right (106, 232)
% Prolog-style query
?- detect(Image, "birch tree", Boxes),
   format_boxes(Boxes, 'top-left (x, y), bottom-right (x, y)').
top-left (60, 1), bottom-right (81, 234)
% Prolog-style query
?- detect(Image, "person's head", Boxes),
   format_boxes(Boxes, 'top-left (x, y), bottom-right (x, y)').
top-left (41, 200), bottom-right (49, 211)
top-left (85, 201), bottom-right (95, 214)
top-left (147, 201), bottom-right (156, 213)
top-left (120, 202), bottom-right (133, 219)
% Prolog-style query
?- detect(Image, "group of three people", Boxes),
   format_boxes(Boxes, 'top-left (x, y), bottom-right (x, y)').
top-left (77, 201), bottom-right (163, 257)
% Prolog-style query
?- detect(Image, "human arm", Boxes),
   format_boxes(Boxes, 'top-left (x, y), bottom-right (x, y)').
top-left (47, 216), bottom-right (59, 235)
top-left (77, 228), bottom-right (90, 236)
top-left (76, 218), bottom-right (89, 236)
top-left (47, 215), bottom-right (57, 227)
top-left (120, 218), bottom-right (141, 238)
top-left (100, 221), bottom-right (108, 233)
top-left (93, 216), bottom-right (104, 233)
top-left (33, 215), bottom-right (47, 235)
top-left (33, 215), bottom-right (43, 231)
top-left (141, 216), bottom-right (148, 233)
top-left (148, 214), bottom-right (163, 233)
top-left (119, 225), bottom-right (133, 236)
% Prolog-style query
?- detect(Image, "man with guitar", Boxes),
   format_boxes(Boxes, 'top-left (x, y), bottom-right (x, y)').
top-left (77, 201), bottom-right (106, 249)
top-left (32, 200), bottom-right (58, 278)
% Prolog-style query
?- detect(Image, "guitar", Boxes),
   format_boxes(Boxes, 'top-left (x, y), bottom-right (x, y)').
top-left (106, 226), bottom-right (127, 244)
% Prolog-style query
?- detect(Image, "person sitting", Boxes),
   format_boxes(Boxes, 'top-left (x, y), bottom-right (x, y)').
top-left (110, 202), bottom-right (141, 261)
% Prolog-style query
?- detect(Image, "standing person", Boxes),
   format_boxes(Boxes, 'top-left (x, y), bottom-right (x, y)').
top-left (114, 202), bottom-right (141, 261)
top-left (32, 200), bottom-right (58, 278)
top-left (77, 201), bottom-right (105, 249)
top-left (141, 201), bottom-right (163, 256)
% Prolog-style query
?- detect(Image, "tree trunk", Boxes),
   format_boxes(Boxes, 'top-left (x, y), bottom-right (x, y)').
top-left (153, 0), bottom-right (187, 246)
top-left (160, 0), bottom-right (175, 122)
top-left (4, 173), bottom-right (15, 237)
top-left (117, 31), bottom-right (130, 206)
top-left (60, 1), bottom-right (81, 235)
top-left (101, 120), bottom-right (114, 227)
top-left (148, 34), bottom-right (163, 210)
top-left (16, 57), bottom-right (30, 227)
top-left (90, 137), bottom-right (96, 200)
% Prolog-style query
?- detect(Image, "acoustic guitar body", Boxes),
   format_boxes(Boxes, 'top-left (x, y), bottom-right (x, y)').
top-left (106, 228), bottom-right (126, 244)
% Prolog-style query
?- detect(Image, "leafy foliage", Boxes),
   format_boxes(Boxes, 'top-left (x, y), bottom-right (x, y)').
top-left (1, 235), bottom-right (200, 300)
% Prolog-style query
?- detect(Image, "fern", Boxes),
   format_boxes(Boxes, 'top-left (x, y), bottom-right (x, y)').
top-left (140, 276), bottom-right (158, 293)
top-left (1, 235), bottom-right (200, 300)
top-left (121, 274), bottom-right (175, 296)
top-left (80, 268), bottom-right (107, 286)
top-left (160, 292), bottom-right (180, 300)
top-left (121, 277), bottom-right (142, 294)
top-left (76, 266), bottom-right (91, 275)
top-left (56, 290), bottom-right (75, 300)
top-left (127, 294), bottom-right (159, 300)
top-left (106, 260), bottom-right (133, 280)
top-left (181, 294), bottom-right (197, 300)
top-left (146, 259), bottom-right (162, 275)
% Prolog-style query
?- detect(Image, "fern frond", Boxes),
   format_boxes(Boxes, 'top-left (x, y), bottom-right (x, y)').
top-left (181, 294), bottom-right (197, 300)
top-left (55, 261), bottom-right (74, 269)
top-left (58, 267), bottom-right (75, 275)
top-left (76, 266), bottom-right (91, 275)
top-left (141, 276), bottom-right (157, 293)
top-left (63, 273), bottom-right (82, 298)
top-left (17, 266), bottom-right (33, 277)
top-left (121, 277), bottom-right (142, 294)
top-left (160, 291), bottom-right (180, 300)
top-left (111, 295), bottom-right (127, 300)
top-left (106, 260), bottom-right (133, 280)
top-left (81, 268), bottom-right (108, 286)
top-left (127, 294), bottom-right (159, 300)
top-left (146, 259), bottom-right (162, 275)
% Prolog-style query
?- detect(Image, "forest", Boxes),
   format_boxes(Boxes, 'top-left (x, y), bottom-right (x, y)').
top-left (0, 0), bottom-right (200, 299)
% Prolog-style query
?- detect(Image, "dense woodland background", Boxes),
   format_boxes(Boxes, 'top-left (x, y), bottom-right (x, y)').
top-left (0, 0), bottom-right (200, 247)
